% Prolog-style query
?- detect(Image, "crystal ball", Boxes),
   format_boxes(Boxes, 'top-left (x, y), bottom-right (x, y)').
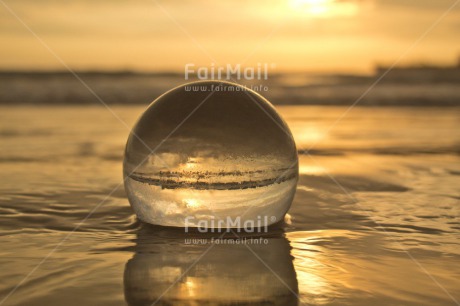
top-left (123, 81), bottom-right (298, 228)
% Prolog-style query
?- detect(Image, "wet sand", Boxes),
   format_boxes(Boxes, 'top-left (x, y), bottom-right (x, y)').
top-left (0, 105), bottom-right (459, 305)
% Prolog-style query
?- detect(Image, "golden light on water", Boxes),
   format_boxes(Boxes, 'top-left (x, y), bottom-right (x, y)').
top-left (299, 165), bottom-right (326, 175)
top-left (294, 128), bottom-right (327, 145)
top-left (287, 230), bottom-right (364, 304)
top-left (183, 278), bottom-right (198, 297)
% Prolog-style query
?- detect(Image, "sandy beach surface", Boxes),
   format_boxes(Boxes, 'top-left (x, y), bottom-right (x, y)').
top-left (0, 105), bottom-right (459, 305)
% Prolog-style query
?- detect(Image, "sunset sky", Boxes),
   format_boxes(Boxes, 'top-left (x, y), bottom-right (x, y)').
top-left (1, 0), bottom-right (459, 73)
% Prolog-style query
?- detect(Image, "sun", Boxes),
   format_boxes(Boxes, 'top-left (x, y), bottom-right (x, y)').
top-left (289, 0), bottom-right (360, 17)
top-left (290, 0), bottom-right (331, 15)
top-left (183, 198), bottom-right (201, 208)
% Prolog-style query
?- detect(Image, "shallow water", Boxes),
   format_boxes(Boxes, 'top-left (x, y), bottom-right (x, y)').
top-left (0, 105), bottom-right (459, 305)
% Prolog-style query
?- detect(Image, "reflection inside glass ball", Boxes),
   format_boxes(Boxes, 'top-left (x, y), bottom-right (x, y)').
top-left (123, 81), bottom-right (298, 228)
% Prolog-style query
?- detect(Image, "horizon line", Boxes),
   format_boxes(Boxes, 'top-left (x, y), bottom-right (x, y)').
top-left (0, 63), bottom-right (459, 77)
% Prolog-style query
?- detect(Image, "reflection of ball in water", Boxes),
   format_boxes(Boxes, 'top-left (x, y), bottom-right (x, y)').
top-left (123, 81), bottom-right (298, 228)
top-left (124, 229), bottom-right (298, 305)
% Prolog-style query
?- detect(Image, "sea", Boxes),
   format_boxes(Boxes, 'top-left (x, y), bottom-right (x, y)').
top-left (0, 71), bottom-right (459, 305)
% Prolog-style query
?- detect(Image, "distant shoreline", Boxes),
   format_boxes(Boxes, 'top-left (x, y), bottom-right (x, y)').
top-left (0, 67), bottom-right (459, 106)
top-left (1, 62), bottom-right (458, 77)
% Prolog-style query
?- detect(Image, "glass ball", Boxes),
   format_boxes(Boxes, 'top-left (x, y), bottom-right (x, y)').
top-left (123, 81), bottom-right (298, 228)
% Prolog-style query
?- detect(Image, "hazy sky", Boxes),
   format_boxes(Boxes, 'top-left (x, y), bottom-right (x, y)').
top-left (1, 0), bottom-right (459, 72)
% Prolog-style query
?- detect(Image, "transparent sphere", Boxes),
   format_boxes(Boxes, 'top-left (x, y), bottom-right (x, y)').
top-left (123, 81), bottom-right (298, 228)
